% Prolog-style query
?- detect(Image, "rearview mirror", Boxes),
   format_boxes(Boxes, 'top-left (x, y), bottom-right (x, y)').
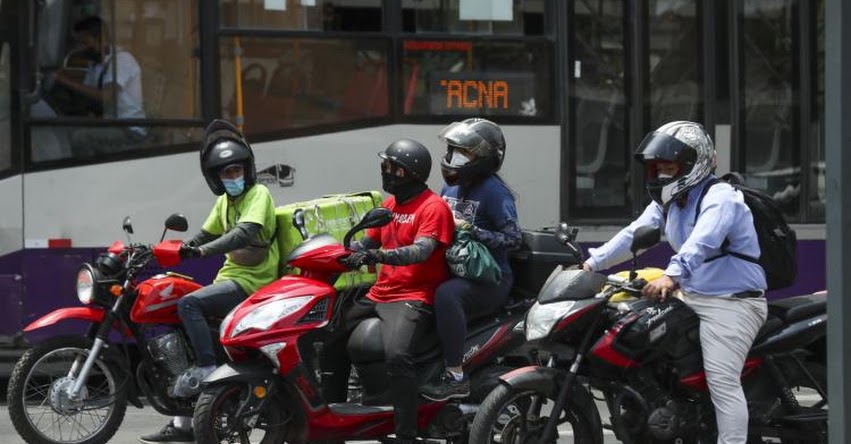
top-left (164, 213), bottom-right (189, 232)
top-left (122, 216), bottom-right (134, 235)
top-left (631, 225), bottom-right (660, 254)
top-left (344, 207), bottom-right (393, 248)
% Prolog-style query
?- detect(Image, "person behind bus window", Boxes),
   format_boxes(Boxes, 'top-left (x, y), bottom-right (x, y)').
top-left (321, 139), bottom-right (455, 444)
top-left (51, 15), bottom-right (147, 156)
top-left (582, 121), bottom-right (768, 444)
top-left (420, 118), bottom-right (522, 401)
top-left (140, 120), bottom-right (279, 444)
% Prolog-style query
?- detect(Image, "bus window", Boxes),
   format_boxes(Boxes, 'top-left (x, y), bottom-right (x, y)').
top-left (647, 0), bottom-right (702, 129)
top-left (40, 1), bottom-right (199, 120)
top-left (220, 37), bottom-right (390, 136)
top-left (401, 39), bottom-right (551, 118)
top-left (401, 0), bottom-right (545, 35)
top-left (31, 0), bottom-right (200, 162)
top-left (221, 0), bottom-right (382, 32)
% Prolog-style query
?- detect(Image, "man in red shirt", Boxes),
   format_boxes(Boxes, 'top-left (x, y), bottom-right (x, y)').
top-left (321, 138), bottom-right (454, 444)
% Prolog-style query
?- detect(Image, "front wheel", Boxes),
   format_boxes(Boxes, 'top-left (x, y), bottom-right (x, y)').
top-left (469, 383), bottom-right (602, 444)
top-left (193, 384), bottom-right (288, 444)
top-left (7, 336), bottom-right (128, 444)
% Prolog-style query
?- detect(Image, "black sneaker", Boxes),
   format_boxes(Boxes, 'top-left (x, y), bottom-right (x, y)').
top-left (420, 371), bottom-right (471, 401)
top-left (138, 422), bottom-right (194, 444)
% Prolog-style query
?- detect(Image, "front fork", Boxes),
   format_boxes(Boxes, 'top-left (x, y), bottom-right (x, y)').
top-left (67, 292), bottom-right (127, 401)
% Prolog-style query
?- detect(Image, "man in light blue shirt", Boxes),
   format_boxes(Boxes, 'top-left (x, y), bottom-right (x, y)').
top-left (583, 121), bottom-right (767, 444)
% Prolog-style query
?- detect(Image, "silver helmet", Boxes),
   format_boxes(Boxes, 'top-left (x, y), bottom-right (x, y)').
top-left (634, 121), bottom-right (715, 206)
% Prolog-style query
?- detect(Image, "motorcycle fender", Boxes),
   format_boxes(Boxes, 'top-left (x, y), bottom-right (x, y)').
top-left (23, 307), bottom-right (106, 332)
top-left (500, 366), bottom-right (603, 443)
top-left (498, 365), bottom-right (566, 398)
top-left (202, 362), bottom-right (276, 388)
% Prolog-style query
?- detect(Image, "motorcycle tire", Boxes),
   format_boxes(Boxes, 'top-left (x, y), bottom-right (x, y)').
top-left (7, 336), bottom-right (129, 444)
top-left (778, 361), bottom-right (828, 444)
top-left (193, 383), bottom-right (288, 444)
top-left (469, 383), bottom-right (602, 444)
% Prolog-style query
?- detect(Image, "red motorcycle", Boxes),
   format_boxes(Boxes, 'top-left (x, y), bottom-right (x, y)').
top-left (191, 207), bottom-right (544, 444)
top-left (469, 225), bottom-right (828, 444)
top-left (7, 214), bottom-right (219, 444)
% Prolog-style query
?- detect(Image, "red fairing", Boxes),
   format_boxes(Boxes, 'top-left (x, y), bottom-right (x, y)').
top-left (220, 275), bottom-right (336, 346)
top-left (679, 357), bottom-right (764, 391)
top-left (153, 240), bottom-right (183, 268)
top-left (590, 323), bottom-right (639, 369)
top-left (289, 243), bottom-right (349, 274)
top-left (24, 307), bottom-right (106, 332)
top-left (108, 241), bottom-right (125, 255)
top-left (132, 275), bottom-right (202, 324)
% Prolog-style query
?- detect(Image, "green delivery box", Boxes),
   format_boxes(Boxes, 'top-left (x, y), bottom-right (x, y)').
top-left (275, 191), bottom-right (384, 289)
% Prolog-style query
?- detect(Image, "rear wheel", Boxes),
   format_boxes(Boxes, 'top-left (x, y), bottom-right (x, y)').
top-left (469, 384), bottom-right (601, 444)
top-left (193, 384), bottom-right (288, 444)
top-left (778, 361), bottom-right (827, 444)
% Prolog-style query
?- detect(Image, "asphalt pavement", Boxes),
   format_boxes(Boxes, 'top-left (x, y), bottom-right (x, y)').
top-left (0, 399), bottom-right (622, 444)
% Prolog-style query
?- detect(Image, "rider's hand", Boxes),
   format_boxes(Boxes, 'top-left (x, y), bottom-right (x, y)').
top-left (339, 250), bottom-right (381, 269)
top-left (179, 243), bottom-right (202, 259)
top-left (642, 275), bottom-right (678, 302)
top-left (582, 262), bottom-right (593, 272)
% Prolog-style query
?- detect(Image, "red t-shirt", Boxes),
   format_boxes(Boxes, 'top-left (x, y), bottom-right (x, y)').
top-left (365, 190), bottom-right (454, 305)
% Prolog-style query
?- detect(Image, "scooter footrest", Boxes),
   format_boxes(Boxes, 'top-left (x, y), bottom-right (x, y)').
top-left (328, 402), bottom-right (394, 415)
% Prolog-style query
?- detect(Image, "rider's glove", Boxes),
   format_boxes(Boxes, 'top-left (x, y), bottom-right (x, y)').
top-left (179, 243), bottom-right (202, 259)
top-left (340, 249), bottom-right (381, 269)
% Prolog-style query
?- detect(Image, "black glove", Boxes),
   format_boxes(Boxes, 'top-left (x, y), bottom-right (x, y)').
top-left (179, 243), bottom-right (202, 259)
top-left (339, 250), bottom-right (380, 269)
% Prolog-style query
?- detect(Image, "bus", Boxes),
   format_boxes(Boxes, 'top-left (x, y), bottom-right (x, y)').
top-left (0, 0), bottom-right (826, 348)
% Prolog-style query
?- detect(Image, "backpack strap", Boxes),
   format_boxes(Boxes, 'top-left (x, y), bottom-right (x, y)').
top-left (695, 178), bottom-right (730, 264)
top-left (696, 178), bottom-right (760, 265)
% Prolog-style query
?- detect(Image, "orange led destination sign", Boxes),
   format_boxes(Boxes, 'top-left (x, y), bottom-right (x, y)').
top-left (439, 79), bottom-right (509, 110)
top-left (430, 72), bottom-right (536, 115)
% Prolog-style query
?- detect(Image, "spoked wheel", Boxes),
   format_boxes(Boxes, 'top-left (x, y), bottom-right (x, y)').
top-left (469, 384), bottom-right (601, 444)
top-left (7, 336), bottom-right (128, 444)
top-left (193, 384), bottom-right (288, 444)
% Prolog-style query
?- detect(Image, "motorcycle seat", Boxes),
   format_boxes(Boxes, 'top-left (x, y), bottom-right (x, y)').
top-left (753, 315), bottom-right (783, 344)
top-left (347, 313), bottom-right (508, 364)
top-left (767, 293), bottom-right (827, 324)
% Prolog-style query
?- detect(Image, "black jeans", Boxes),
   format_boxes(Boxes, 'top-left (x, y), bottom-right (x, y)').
top-left (433, 275), bottom-right (513, 367)
top-left (320, 296), bottom-right (433, 439)
top-left (177, 280), bottom-right (247, 367)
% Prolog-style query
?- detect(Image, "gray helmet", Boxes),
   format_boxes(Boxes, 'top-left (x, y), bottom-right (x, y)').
top-left (439, 118), bottom-right (506, 185)
top-left (634, 121), bottom-right (715, 206)
top-left (200, 119), bottom-right (256, 196)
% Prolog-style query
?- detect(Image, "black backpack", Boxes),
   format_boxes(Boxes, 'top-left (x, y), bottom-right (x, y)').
top-left (695, 173), bottom-right (797, 290)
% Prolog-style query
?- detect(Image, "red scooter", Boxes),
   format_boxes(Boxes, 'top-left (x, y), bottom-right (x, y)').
top-left (7, 214), bottom-right (222, 444)
top-left (192, 207), bottom-right (538, 444)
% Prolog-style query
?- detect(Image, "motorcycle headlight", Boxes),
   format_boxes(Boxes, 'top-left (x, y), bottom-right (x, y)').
top-left (525, 300), bottom-right (577, 341)
top-left (76, 264), bottom-right (99, 305)
top-left (231, 296), bottom-right (314, 338)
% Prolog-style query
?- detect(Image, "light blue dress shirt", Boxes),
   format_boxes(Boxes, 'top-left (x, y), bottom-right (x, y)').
top-left (586, 176), bottom-right (767, 296)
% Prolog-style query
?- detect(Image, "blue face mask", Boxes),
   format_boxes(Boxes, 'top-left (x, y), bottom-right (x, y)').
top-left (222, 176), bottom-right (245, 196)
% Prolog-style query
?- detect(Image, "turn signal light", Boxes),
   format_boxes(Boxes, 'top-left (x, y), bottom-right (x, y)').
top-left (253, 386), bottom-right (267, 399)
top-left (110, 285), bottom-right (123, 296)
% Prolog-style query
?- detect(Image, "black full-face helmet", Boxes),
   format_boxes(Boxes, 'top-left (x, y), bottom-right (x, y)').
top-left (200, 119), bottom-right (256, 196)
top-left (634, 120), bottom-right (715, 207)
top-left (439, 118), bottom-right (506, 186)
top-left (378, 138), bottom-right (432, 182)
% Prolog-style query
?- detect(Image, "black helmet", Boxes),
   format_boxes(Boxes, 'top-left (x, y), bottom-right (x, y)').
top-left (439, 118), bottom-right (506, 186)
top-left (200, 119), bottom-right (256, 196)
top-left (378, 138), bottom-right (431, 182)
top-left (634, 121), bottom-right (715, 206)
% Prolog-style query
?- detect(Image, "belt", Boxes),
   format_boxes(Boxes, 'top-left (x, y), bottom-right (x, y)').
top-left (732, 290), bottom-right (764, 299)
